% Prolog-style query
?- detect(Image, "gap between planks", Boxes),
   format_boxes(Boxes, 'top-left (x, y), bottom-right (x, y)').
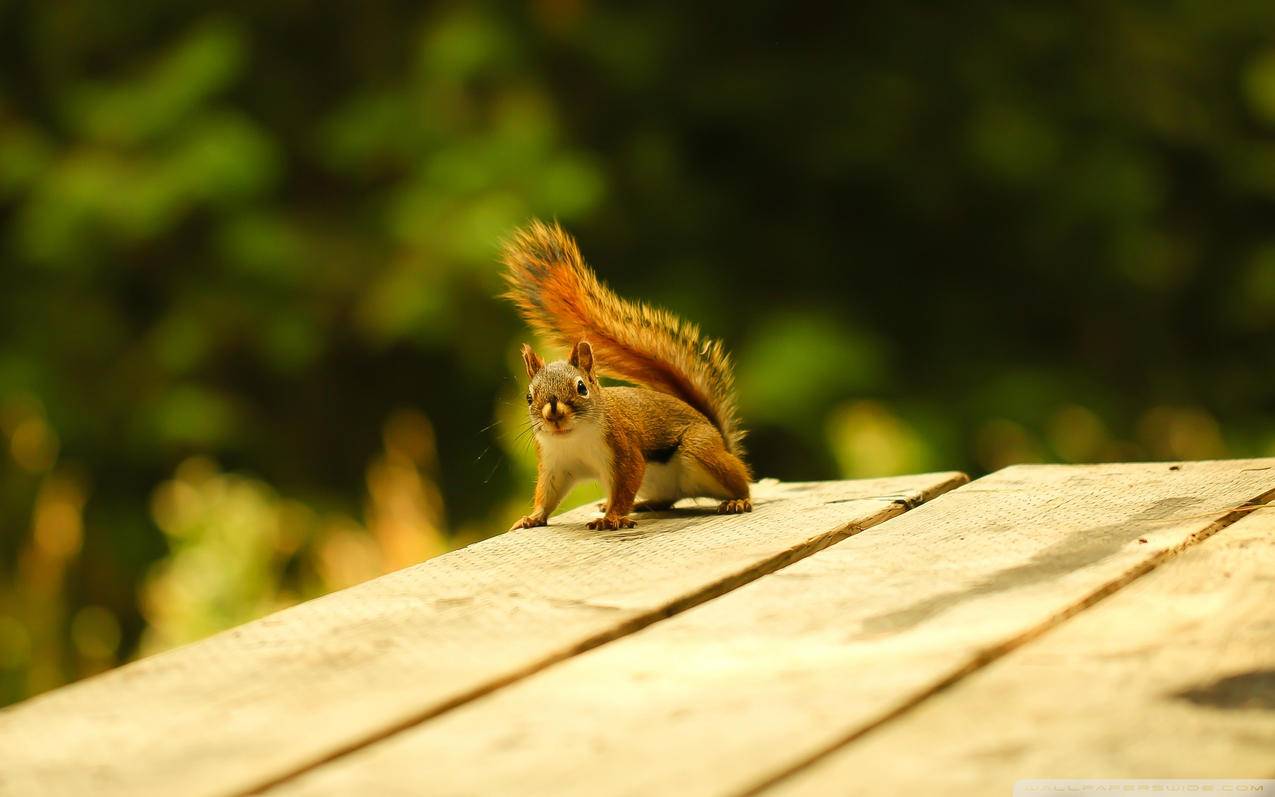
top-left (241, 483), bottom-right (957, 796)
top-left (766, 499), bottom-right (1275, 794)
top-left (0, 473), bottom-right (965, 797)
top-left (256, 460), bottom-right (1275, 797)
top-left (744, 481), bottom-right (1275, 796)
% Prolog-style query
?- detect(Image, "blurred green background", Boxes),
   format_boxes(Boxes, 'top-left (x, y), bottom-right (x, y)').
top-left (2, 1), bottom-right (1273, 706)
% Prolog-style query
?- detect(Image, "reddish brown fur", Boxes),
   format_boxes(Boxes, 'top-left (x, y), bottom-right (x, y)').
top-left (502, 220), bottom-right (744, 455)
top-left (504, 221), bottom-right (752, 529)
top-left (589, 386), bottom-right (751, 528)
top-left (592, 419), bottom-right (643, 530)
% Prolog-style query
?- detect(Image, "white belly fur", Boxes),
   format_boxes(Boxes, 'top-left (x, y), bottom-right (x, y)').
top-left (639, 450), bottom-right (730, 502)
top-left (537, 424), bottom-right (612, 492)
top-left (540, 428), bottom-right (729, 503)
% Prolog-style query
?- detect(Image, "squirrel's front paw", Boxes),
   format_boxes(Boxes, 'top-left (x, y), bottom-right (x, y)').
top-left (510, 513), bottom-right (547, 530)
top-left (586, 514), bottom-right (636, 530)
top-left (717, 498), bottom-right (752, 514)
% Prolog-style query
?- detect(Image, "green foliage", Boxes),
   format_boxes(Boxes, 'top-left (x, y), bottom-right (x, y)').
top-left (1, 2), bottom-right (1272, 705)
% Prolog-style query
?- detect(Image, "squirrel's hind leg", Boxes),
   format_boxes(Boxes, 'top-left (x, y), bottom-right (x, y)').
top-left (679, 425), bottom-right (752, 514)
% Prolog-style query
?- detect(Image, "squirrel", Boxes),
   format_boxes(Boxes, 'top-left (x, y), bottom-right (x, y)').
top-left (501, 220), bottom-right (753, 531)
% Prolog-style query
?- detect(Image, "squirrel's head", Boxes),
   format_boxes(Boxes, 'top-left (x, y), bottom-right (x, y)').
top-left (522, 340), bottom-right (601, 436)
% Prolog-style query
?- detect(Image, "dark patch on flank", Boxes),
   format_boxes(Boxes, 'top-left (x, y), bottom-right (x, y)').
top-left (644, 439), bottom-right (681, 464)
top-left (1174, 670), bottom-right (1275, 711)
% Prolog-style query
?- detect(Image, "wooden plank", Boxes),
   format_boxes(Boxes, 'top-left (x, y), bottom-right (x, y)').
top-left (0, 473), bottom-right (964, 797)
top-left (767, 498), bottom-right (1275, 796)
top-left (259, 460), bottom-right (1275, 797)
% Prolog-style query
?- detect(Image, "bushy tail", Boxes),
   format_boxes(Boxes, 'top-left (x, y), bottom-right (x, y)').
top-left (501, 220), bottom-right (743, 454)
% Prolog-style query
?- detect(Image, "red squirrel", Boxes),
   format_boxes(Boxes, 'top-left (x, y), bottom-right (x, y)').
top-left (502, 220), bottom-right (752, 531)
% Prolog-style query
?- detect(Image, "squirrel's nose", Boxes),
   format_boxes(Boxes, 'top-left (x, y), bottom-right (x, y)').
top-left (541, 396), bottom-right (562, 421)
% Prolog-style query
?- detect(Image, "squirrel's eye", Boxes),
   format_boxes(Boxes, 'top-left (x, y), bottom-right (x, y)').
top-left (576, 378), bottom-right (588, 397)
top-left (526, 392), bottom-right (532, 405)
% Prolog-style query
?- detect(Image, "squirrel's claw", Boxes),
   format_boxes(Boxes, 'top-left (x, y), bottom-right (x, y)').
top-left (587, 514), bottom-right (636, 530)
top-left (717, 498), bottom-right (752, 514)
top-left (511, 514), bottom-right (547, 530)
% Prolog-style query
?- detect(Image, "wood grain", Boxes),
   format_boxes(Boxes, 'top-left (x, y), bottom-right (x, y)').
top-left (767, 495), bottom-right (1275, 795)
top-left (262, 460), bottom-right (1275, 797)
top-left (0, 474), bottom-right (964, 797)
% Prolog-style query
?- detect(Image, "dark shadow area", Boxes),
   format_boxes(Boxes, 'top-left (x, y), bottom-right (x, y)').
top-left (858, 496), bottom-right (1203, 636)
top-left (1174, 669), bottom-right (1275, 712)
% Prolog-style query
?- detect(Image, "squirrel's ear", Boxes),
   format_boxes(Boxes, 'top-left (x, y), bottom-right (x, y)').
top-left (570, 340), bottom-right (594, 375)
top-left (520, 343), bottom-right (545, 379)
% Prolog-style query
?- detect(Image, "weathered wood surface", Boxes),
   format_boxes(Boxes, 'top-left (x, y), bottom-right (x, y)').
top-left (264, 460), bottom-right (1275, 797)
top-left (768, 500), bottom-right (1275, 796)
top-left (0, 474), bottom-right (964, 797)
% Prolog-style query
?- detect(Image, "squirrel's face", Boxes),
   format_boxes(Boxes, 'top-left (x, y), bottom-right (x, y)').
top-left (522, 340), bottom-right (600, 436)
